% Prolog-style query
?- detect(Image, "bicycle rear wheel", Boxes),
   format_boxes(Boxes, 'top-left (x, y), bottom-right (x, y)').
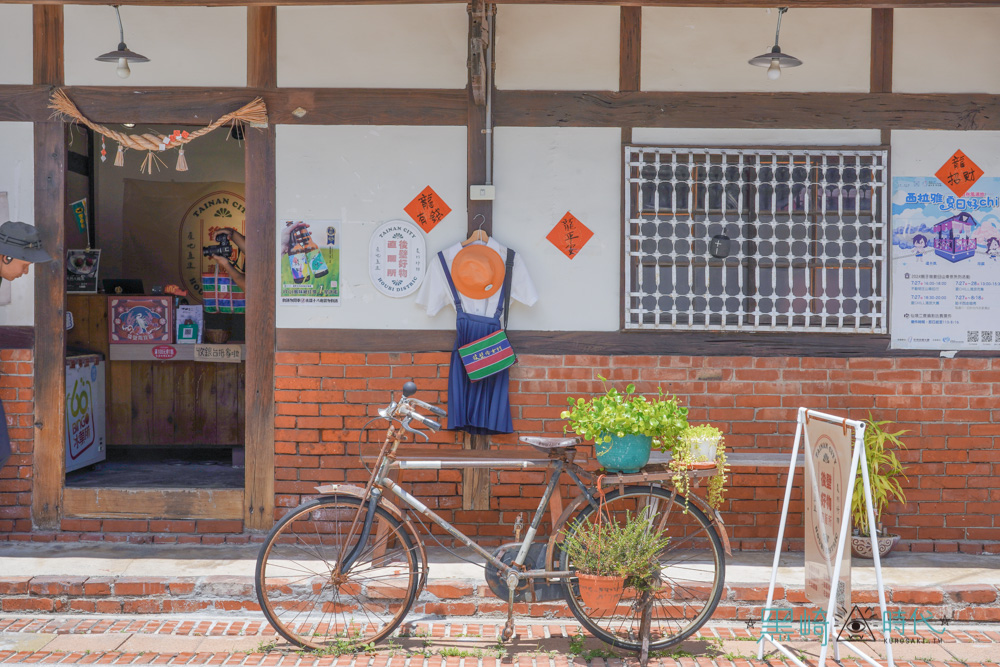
top-left (559, 485), bottom-right (725, 650)
top-left (255, 495), bottom-right (421, 650)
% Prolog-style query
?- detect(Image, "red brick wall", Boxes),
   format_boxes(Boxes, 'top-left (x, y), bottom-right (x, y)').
top-left (275, 351), bottom-right (1000, 554)
top-left (0, 349), bottom-right (34, 535)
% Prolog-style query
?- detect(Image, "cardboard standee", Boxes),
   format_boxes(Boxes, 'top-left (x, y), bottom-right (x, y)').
top-left (757, 408), bottom-right (894, 667)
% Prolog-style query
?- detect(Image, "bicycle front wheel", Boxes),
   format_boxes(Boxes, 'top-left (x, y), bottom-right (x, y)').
top-left (559, 485), bottom-right (725, 650)
top-left (255, 495), bottom-right (421, 650)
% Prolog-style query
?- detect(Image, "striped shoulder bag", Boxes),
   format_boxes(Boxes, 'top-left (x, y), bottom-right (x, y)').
top-left (458, 249), bottom-right (517, 382)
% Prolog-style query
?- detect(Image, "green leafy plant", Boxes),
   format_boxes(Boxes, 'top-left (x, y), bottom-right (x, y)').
top-left (560, 507), bottom-right (671, 592)
top-left (852, 415), bottom-right (908, 535)
top-left (669, 424), bottom-right (729, 511)
top-left (561, 376), bottom-right (688, 454)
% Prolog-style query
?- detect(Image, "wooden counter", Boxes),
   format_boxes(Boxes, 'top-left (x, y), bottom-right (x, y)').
top-left (68, 295), bottom-right (245, 448)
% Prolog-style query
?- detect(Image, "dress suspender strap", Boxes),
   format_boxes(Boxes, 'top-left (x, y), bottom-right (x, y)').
top-left (438, 251), bottom-right (464, 313)
top-left (494, 248), bottom-right (515, 324)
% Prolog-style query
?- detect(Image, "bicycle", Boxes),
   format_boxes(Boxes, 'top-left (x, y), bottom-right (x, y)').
top-left (255, 382), bottom-right (729, 652)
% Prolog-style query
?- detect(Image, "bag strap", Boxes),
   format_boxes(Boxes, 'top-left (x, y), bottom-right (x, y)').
top-left (495, 248), bottom-right (515, 327)
top-left (438, 251), bottom-right (464, 313)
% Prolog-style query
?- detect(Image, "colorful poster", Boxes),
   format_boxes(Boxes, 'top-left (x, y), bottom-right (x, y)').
top-left (546, 212), bottom-right (594, 259)
top-left (279, 220), bottom-right (340, 306)
top-left (369, 220), bottom-right (426, 297)
top-left (70, 198), bottom-right (88, 236)
top-left (66, 249), bottom-right (100, 293)
top-left (891, 163), bottom-right (1000, 350)
top-left (404, 186), bottom-right (451, 233)
top-left (804, 418), bottom-right (852, 608)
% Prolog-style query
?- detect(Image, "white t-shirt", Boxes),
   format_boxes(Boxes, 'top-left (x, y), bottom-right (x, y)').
top-left (416, 239), bottom-right (538, 318)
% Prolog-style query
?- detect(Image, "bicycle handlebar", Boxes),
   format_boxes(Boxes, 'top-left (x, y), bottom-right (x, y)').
top-left (384, 382), bottom-right (444, 435)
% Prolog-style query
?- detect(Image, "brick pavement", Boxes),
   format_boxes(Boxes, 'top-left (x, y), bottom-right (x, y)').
top-left (0, 616), bottom-right (997, 666)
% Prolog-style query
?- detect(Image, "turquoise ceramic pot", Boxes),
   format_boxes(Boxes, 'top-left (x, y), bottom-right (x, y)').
top-left (596, 434), bottom-right (652, 473)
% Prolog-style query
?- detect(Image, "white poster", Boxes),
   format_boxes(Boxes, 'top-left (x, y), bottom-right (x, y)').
top-left (804, 418), bottom-right (852, 609)
top-left (892, 152), bottom-right (1000, 350)
top-left (369, 219), bottom-right (426, 298)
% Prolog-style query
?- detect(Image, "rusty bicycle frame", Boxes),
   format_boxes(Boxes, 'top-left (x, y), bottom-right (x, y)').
top-left (316, 385), bottom-right (731, 643)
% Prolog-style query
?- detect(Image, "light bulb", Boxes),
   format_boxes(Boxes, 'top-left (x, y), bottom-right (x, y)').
top-left (116, 58), bottom-right (131, 79)
top-left (767, 58), bottom-right (781, 80)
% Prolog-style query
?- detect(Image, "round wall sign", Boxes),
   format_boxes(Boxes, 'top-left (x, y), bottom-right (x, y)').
top-left (369, 219), bottom-right (426, 297)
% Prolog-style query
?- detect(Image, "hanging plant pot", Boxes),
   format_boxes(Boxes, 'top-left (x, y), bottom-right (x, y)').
top-left (596, 434), bottom-right (652, 473)
top-left (577, 573), bottom-right (624, 610)
top-left (688, 435), bottom-right (720, 462)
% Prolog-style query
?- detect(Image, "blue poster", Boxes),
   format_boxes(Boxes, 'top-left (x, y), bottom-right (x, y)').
top-left (891, 176), bottom-right (1000, 350)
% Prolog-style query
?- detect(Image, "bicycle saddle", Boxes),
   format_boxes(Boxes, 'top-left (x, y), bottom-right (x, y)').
top-left (519, 436), bottom-right (581, 451)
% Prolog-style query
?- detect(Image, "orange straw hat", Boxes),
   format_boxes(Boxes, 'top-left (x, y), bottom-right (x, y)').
top-left (451, 244), bottom-right (506, 299)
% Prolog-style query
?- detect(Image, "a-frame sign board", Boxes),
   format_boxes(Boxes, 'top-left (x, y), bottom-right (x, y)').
top-left (757, 408), bottom-right (894, 667)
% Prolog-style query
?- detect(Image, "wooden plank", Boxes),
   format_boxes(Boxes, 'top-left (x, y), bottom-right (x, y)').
top-left (466, 7), bottom-right (492, 234)
top-left (248, 6), bottom-right (277, 89)
top-left (15, 1), bottom-right (1000, 8)
top-left (87, 295), bottom-right (109, 359)
top-left (0, 327), bottom-right (35, 349)
top-left (620, 6), bottom-right (641, 93)
top-left (66, 295), bottom-right (91, 349)
top-left (108, 344), bottom-right (246, 361)
top-left (492, 91), bottom-right (1000, 130)
top-left (33, 6), bottom-right (62, 86)
top-left (871, 9), bottom-right (894, 94)
top-left (150, 362), bottom-right (175, 446)
top-left (32, 121), bottom-right (67, 529)
top-left (237, 363), bottom-right (246, 443)
top-left (174, 364), bottom-right (197, 446)
top-left (107, 361), bottom-right (132, 445)
top-left (63, 487), bottom-right (244, 521)
top-left (130, 361), bottom-right (154, 445)
top-left (244, 123), bottom-right (277, 529)
top-left (462, 433), bottom-right (492, 511)
top-left (216, 363), bottom-right (240, 445)
top-left (195, 363), bottom-right (219, 445)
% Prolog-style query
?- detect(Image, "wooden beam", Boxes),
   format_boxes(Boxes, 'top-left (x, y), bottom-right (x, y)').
top-left (620, 6), bottom-right (641, 93)
top-left (14, 1), bottom-right (1000, 8)
top-left (871, 8), bottom-right (894, 144)
top-left (493, 91), bottom-right (1000, 130)
top-left (33, 6), bottom-right (63, 86)
top-left (32, 122), bottom-right (67, 530)
top-left (244, 126), bottom-right (277, 530)
top-left (63, 487), bottom-right (244, 520)
top-left (5, 85), bottom-right (1000, 130)
top-left (273, 327), bottom-right (995, 358)
top-left (248, 7), bottom-right (278, 89)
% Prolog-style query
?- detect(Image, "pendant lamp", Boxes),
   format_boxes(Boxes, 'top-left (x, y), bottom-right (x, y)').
top-left (95, 5), bottom-right (149, 79)
top-left (748, 7), bottom-right (802, 81)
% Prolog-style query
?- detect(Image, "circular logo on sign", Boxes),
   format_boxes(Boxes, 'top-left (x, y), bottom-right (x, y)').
top-left (369, 219), bottom-right (426, 298)
top-left (152, 345), bottom-right (178, 360)
top-left (178, 191), bottom-right (246, 301)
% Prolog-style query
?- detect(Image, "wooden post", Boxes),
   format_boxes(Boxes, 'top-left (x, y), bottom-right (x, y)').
top-left (871, 9), bottom-right (893, 145)
top-left (462, 1), bottom-right (494, 512)
top-left (244, 6), bottom-right (277, 530)
top-left (32, 5), bottom-right (66, 529)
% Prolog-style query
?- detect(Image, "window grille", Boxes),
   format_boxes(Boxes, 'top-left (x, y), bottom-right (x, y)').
top-left (624, 146), bottom-right (888, 333)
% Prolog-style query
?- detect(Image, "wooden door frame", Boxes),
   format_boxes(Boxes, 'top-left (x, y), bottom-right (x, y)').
top-left (31, 5), bottom-right (276, 530)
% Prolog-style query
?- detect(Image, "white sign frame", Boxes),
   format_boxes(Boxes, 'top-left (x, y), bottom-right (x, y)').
top-left (757, 408), bottom-right (893, 667)
top-left (368, 219), bottom-right (426, 298)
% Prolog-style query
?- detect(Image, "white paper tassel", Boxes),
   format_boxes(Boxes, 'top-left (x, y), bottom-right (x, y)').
top-left (113, 143), bottom-right (124, 167)
top-left (175, 147), bottom-right (188, 172)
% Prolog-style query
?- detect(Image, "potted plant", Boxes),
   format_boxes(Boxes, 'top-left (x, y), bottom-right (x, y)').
top-left (669, 425), bottom-right (730, 511)
top-left (560, 508), bottom-right (671, 609)
top-left (562, 377), bottom-right (688, 473)
top-left (850, 416), bottom-right (908, 558)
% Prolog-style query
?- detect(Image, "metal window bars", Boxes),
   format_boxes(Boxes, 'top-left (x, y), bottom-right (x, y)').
top-left (624, 146), bottom-right (888, 333)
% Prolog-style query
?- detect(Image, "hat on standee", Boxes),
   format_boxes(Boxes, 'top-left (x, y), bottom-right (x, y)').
top-left (0, 221), bottom-right (52, 263)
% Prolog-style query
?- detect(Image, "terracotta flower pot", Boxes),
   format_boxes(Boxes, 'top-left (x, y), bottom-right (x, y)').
top-left (576, 573), bottom-right (625, 610)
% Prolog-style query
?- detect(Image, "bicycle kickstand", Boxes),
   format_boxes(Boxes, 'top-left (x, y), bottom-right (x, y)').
top-left (501, 572), bottom-right (518, 642)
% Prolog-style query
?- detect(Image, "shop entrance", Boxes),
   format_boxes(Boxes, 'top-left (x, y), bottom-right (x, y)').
top-left (60, 124), bottom-right (248, 516)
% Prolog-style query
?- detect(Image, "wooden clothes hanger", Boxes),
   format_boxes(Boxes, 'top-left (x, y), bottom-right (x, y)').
top-left (461, 214), bottom-right (489, 247)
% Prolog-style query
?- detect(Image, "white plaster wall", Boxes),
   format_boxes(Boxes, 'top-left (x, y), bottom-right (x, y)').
top-left (632, 128), bottom-right (883, 147)
top-left (892, 131), bottom-right (1000, 177)
top-left (492, 127), bottom-right (621, 331)
top-left (642, 8), bottom-right (870, 92)
top-left (495, 5), bottom-right (619, 91)
top-left (277, 5), bottom-right (467, 88)
top-left (64, 5), bottom-right (246, 87)
top-left (275, 125), bottom-right (467, 329)
top-left (894, 9), bottom-right (1000, 93)
top-left (0, 123), bottom-right (36, 326)
top-left (0, 5), bottom-right (32, 85)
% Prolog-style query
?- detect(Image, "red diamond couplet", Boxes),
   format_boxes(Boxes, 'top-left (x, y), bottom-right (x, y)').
top-left (546, 212), bottom-right (594, 259)
top-left (404, 186), bottom-right (451, 233)
top-left (936, 150), bottom-right (984, 198)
